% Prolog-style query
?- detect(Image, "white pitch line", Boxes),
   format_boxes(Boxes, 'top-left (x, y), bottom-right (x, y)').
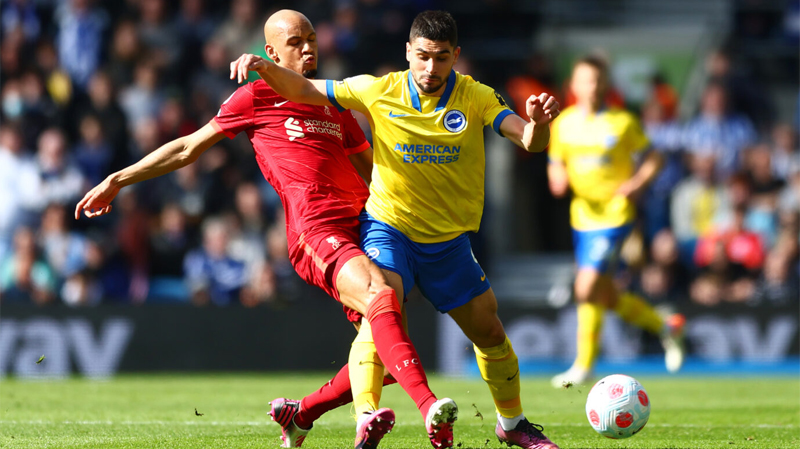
top-left (0, 420), bottom-right (796, 429)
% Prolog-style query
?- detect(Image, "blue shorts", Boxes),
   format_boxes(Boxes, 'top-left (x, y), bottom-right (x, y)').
top-left (573, 224), bottom-right (634, 273)
top-left (359, 212), bottom-right (490, 313)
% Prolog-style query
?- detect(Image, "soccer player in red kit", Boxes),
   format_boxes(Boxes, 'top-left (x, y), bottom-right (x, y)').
top-left (75, 9), bottom-right (453, 449)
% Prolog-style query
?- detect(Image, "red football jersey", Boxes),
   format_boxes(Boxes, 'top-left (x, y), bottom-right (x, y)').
top-left (210, 80), bottom-right (370, 252)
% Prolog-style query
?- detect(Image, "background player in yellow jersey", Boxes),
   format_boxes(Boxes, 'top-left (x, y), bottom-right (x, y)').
top-left (547, 55), bottom-right (686, 389)
top-left (231, 10), bottom-right (561, 449)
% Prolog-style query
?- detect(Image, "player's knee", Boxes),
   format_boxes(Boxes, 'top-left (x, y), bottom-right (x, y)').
top-left (364, 288), bottom-right (401, 322)
top-left (574, 269), bottom-right (600, 302)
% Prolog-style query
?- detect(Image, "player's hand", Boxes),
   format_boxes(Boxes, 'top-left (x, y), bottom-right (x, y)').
top-left (74, 177), bottom-right (120, 220)
top-left (527, 93), bottom-right (560, 125)
top-left (229, 53), bottom-right (269, 84)
top-left (615, 179), bottom-right (645, 201)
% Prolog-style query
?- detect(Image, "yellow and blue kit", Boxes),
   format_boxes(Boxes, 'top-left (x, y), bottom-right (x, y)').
top-left (327, 69), bottom-right (514, 310)
top-left (548, 105), bottom-right (649, 271)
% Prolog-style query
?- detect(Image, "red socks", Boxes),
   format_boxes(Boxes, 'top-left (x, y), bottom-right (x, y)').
top-left (366, 289), bottom-right (436, 418)
top-left (295, 364), bottom-right (397, 429)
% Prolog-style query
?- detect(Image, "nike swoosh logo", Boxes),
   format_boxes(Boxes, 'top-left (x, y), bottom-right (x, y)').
top-left (389, 111), bottom-right (407, 118)
top-left (507, 370), bottom-right (519, 381)
top-left (480, 274), bottom-right (486, 282)
top-left (358, 360), bottom-right (380, 366)
top-left (274, 101), bottom-right (289, 107)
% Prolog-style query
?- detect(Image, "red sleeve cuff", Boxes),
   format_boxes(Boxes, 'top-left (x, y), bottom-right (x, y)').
top-left (344, 140), bottom-right (371, 155)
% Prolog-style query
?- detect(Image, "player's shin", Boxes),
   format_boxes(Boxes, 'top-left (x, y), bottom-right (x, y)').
top-left (348, 320), bottom-right (385, 416)
top-left (474, 336), bottom-right (524, 428)
top-left (296, 365), bottom-right (353, 429)
top-left (366, 289), bottom-right (437, 418)
top-left (575, 301), bottom-right (604, 371)
top-left (614, 291), bottom-right (663, 334)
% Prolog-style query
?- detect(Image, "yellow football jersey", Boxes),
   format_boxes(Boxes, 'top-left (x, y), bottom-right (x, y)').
top-left (549, 105), bottom-right (649, 231)
top-left (326, 70), bottom-right (515, 243)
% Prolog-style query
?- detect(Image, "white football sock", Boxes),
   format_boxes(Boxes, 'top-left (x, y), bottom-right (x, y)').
top-left (498, 412), bottom-right (524, 431)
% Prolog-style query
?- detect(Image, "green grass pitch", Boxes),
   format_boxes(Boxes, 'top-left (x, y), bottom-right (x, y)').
top-left (0, 373), bottom-right (797, 448)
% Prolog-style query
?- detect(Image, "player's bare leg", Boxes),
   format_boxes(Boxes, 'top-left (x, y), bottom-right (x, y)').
top-left (448, 289), bottom-right (559, 449)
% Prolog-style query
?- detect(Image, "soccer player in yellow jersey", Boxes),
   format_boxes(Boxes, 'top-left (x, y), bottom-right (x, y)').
top-left (547, 55), bottom-right (686, 389)
top-left (231, 10), bottom-right (561, 449)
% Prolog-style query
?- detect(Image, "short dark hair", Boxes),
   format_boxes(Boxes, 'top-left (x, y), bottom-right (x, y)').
top-left (409, 10), bottom-right (458, 47)
top-left (575, 55), bottom-right (609, 77)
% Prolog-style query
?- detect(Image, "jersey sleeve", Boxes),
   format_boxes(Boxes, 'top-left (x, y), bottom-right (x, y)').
top-left (548, 117), bottom-right (565, 163)
top-left (477, 84), bottom-right (516, 136)
top-left (209, 84), bottom-right (255, 138)
top-left (325, 75), bottom-right (376, 115)
top-left (626, 115), bottom-right (650, 155)
top-left (340, 110), bottom-right (370, 155)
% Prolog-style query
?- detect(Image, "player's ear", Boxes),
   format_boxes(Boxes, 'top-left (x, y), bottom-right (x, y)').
top-left (453, 46), bottom-right (461, 65)
top-left (265, 44), bottom-right (279, 64)
top-left (406, 42), bottom-right (412, 62)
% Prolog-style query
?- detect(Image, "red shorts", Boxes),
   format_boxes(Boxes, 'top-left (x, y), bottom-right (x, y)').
top-left (291, 226), bottom-right (365, 323)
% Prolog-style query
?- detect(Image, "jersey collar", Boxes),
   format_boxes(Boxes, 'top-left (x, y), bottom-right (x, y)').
top-left (407, 69), bottom-right (456, 113)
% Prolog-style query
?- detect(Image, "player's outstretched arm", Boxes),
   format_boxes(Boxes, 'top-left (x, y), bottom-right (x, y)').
top-left (74, 123), bottom-right (224, 220)
top-left (500, 93), bottom-right (560, 152)
top-left (230, 53), bottom-right (331, 107)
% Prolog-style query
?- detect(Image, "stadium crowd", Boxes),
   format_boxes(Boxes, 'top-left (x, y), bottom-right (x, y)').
top-left (1, 0), bottom-right (797, 308)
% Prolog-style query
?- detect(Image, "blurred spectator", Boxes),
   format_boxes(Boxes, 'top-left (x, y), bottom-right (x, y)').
top-left (175, 0), bottom-right (217, 75)
top-left (82, 235), bottom-right (131, 302)
top-left (751, 231), bottom-right (799, 306)
top-left (61, 270), bottom-right (102, 307)
top-left (149, 203), bottom-right (191, 279)
top-left (1, 0), bottom-right (41, 42)
top-left (73, 114), bottom-right (113, 185)
top-left (743, 143), bottom-right (782, 247)
top-left (35, 40), bottom-right (73, 107)
top-left (649, 73), bottom-right (679, 121)
top-left (184, 217), bottom-right (248, 306)
top-left (158, 97), bottom-right (198, 144)
top-left (190, 39), bottom-right (237, 116)
top-left (639, 229), bottom-right (690, 302)
top-left (114, 189), bottom-right (151, 303)
top-left (705, 48), bottom-right (774, 129)
top-left (770, 123), bottom-right (799, 181)
top-left (682, 81), bottom-right (757, 178)
top-left (72, 71), bottom-right (130, 170)
top-left (211, 0), bottom-right (263, 59)
top-left (0, 227), bottom-right (57, 305)
top-left (55, 0), bottom-right (109, 90)
top-left (119, 60), bottom-right (165, 129)
top-left (0, 124), bottom-right (28, 255)
top-left (17, 128), bottom-right (86, 223)
top-left (0, 27), bottom-right (24, 80)
top-left (18, 70), bottom-right (60, 149)
top-left (641, 98), bottom-right (686, 241)
top-left (147, 203), bottom-right (191, 301)
top-left (39, 204), bottom-right (88, 280)
top-left (107, 20), bottom-right (142, 88)
top-left (692, 205), bottom-right (764, 305)
top-left (670, 154), bottom-right (727, 262)
top-left (137, 0), bottom-right (182, 75)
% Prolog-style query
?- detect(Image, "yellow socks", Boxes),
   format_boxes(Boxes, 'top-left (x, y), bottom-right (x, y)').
top-left (615, 291), bottom-right (664, 335)
top-left (348, 320), bottom-right (384, 416)
top-left (575, 301), bottom-right (604, 371)
top-left (474, 336), bottom-right (523, 418)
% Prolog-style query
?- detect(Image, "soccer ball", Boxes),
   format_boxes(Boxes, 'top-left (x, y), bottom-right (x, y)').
top-left (585, 374), bottom-right (650, 439)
